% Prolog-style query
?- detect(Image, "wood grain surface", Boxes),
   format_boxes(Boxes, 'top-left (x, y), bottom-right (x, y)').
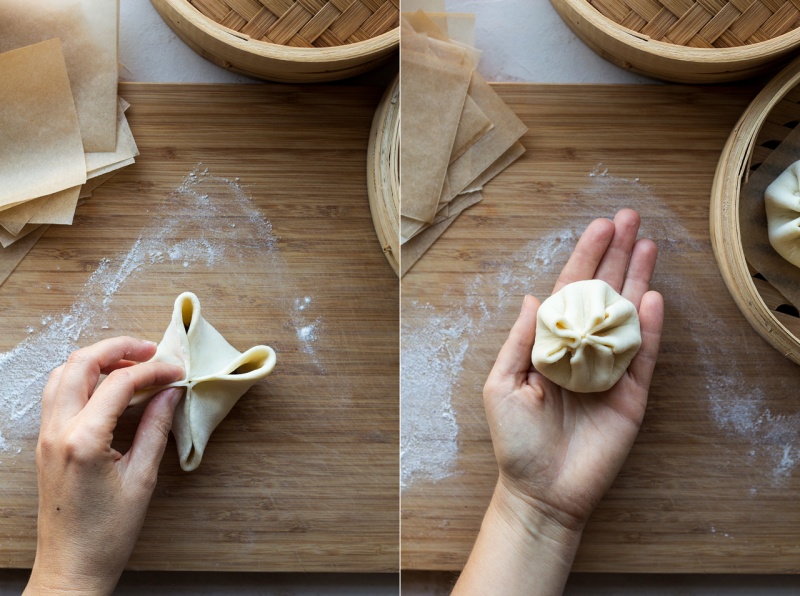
top-left (0, 83), bottom-right (398, 572)
top-left (402, 84), bottom-right (800, 573)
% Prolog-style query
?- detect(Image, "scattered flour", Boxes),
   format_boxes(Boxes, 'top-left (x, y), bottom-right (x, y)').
top-left (401, 309), bottom-right (471, 488)
top-left (167, 239), bottom-right (220, 265)
top-left (401, 231), bottom-right (577, 489)
top-left (291, 296), bottom-right (324, 372)
top-left (710, 526), bottom-right (733, 539)
top-left (0, 165), bottom-right (286, 454)
top-left (298, 325), bottom-right (317, 342)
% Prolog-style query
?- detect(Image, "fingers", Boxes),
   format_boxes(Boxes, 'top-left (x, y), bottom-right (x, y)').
top-left (553, 217), bottom-right (615, 293)
top-left (594, 209), bottom-right (641, 292)
top-left (621, 239), bottom-right (658, 309)
top-left (40, 365), bottom-right (65, 427)
top-left (100, 360), bottom-right (142, 375)
top-left (81, 361), bottom-right (184, 431)
top-left (627, 291), bottom-right (664, 391)
top-left (124, 387), bottom-right (184, 488)
top-left (53, 337), bottom-right (159, 418)
top-left (484, 295), bottom-right (540, 399)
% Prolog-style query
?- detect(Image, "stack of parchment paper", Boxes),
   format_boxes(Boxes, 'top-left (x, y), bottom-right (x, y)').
top-left (0, 1), bottom-right (136, 281)
top-left (400, 6), bottom-right (527, 276)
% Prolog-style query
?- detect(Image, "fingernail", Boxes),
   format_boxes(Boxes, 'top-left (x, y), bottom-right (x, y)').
top-left (164, 387), bottom-right (183, 407)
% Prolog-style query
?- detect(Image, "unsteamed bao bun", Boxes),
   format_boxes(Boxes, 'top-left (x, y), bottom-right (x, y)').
top-left (531, 279), bottom-right (641, 393)
top-left (765, 161), bottom-right (800, 268)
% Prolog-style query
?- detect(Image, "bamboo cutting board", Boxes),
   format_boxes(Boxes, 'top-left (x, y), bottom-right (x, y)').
top-left (402, 84), bottom-right (800, 573)
top-left (0, 83), bottom-right (398, 572)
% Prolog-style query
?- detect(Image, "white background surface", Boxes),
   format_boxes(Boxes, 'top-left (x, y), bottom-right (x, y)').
top-left (447, 0), bottom-right (654, 84)
top-left (5, 0), bottom-right (797, 593)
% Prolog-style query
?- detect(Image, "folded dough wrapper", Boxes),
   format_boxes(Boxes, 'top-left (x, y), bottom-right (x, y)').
top-left (132, 292), bottom-right (277, 471)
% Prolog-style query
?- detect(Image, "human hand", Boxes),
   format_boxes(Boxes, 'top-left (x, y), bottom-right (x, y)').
top-left (24, 337), bottom-right (184, 596)
top-left (453, 209), bottom-right (664, 596)
top-left (484, 209), bottom-right (664, 536)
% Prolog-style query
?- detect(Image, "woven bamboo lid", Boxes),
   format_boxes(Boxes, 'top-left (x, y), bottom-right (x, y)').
top-left (551, 0), bottom-right (800, 83)
top-left (188, 0), bottom-right (398, 47)
top-left (711, 54), bottom-right (800, 364)
top-left (367, 74), bottom-right (399, 276)
top-left (151, 0), bottom-right (399, 82)
top-left (592, 0), bottom-right (800, 48)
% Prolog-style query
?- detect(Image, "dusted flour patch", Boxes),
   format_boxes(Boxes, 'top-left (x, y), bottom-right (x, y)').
top-left (297, 324), bottom-right (317, 342)
top-left (401, 231), bottom-right (577, 489)
top-left (291, 296), bottom-right (324, 372)
top-left (167, 239), bottom-right (221, 266)
top-left (401, 306), bottom-right (469, 488)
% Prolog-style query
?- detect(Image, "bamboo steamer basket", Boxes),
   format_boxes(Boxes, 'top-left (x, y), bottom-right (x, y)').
top-left (367, 74), bottom-right (399, 276)
top-left (150, 0), bottom-right (399, 83)
top-left (550, 0), bottom-right (800, 83)
top-left (711, 54), bottom-right (800, 364)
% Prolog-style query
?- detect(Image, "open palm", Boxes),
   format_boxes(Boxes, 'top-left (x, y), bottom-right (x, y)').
top-left (483, 209), bottom-right (664, 530)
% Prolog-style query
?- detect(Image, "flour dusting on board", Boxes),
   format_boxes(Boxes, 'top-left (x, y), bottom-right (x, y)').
top-left (0, 166), bottom-right (285, 454)
top-left (291, 296), bottom-right (325, 372)
top-left (401, 306), bottom-right (469, 488)
top-left (401, 231), bottom-right (577, 489)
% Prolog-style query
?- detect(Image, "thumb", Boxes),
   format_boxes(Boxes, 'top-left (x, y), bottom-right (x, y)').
top-left (124, 387), bottom-right (184, 488)
top-left (485, 295), bottom-right (541, 399)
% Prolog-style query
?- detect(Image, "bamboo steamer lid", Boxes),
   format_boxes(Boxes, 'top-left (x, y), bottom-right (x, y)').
top-left (550, 0), bottom-right (800, 83)
top-left (150, 0), bottom-right (399, 83)
top-left (711, 54), bottom-right (800, 364)
top-left (367, 74), bottom-right (399, 276)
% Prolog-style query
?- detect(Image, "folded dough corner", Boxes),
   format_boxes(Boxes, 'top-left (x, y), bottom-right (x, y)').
top-left (131, 292), bottom-right (277, 471)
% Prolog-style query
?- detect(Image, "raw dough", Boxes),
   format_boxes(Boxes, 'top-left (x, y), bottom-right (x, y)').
top-left (765, 160), bottom-right (800, 268)
top-left (531, 280), bottom-right (641, 393)
top-left (132, 292), bottom-right (276, 471)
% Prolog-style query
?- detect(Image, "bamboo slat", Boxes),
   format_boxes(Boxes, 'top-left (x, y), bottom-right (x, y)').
top-left (367, 75), bottom-right (399, 276)
top-left (185, 0), bottom-right (398, 46)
